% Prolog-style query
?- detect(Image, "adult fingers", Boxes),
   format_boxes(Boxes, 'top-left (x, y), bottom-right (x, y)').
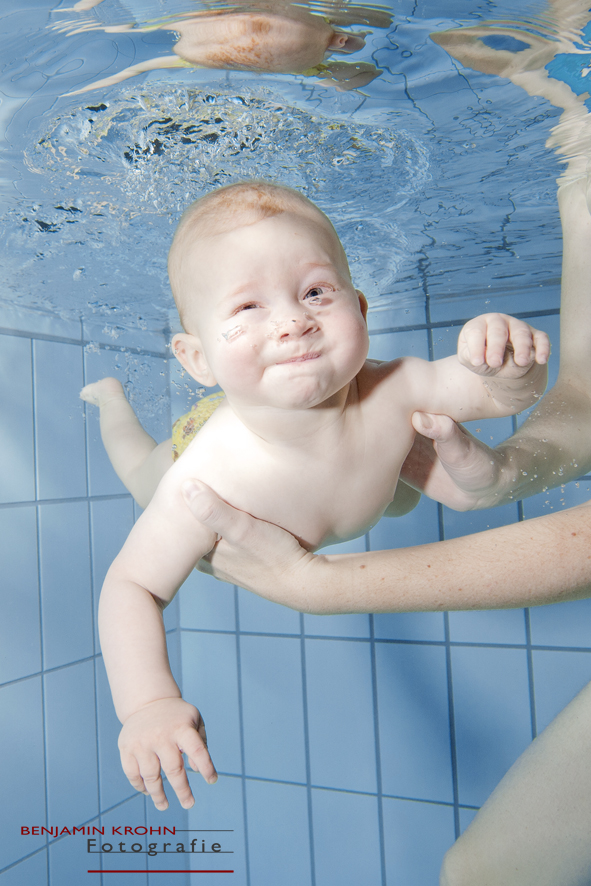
top-left (182, 480), bottom-right (252, 546)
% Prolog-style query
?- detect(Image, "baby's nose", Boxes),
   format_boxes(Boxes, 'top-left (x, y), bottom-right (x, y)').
top-left (267, 312), bottom-right (318, 342)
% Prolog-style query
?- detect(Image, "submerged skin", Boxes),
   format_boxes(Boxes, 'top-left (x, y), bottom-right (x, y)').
top-left (63, 2), bottom-right (381, 95)
top-left (82, 199), bottom-right (548, 812)
top-left (181, 13), bottom-right (591, 886)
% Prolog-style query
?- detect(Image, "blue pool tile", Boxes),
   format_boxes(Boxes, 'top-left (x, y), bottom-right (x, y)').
top-left (44, 660), bottom-right (99, 825)
top-left (163, 594), bottom-right (180, 634)
top-left (187, 773), bottom-right (246, 886)
top-left (145, 790), bottom-right (188, 828)
top-left (530, 597), bottom-right (591, 649)
top-left (49, 815), bottom-right (101, 885)
top-left (82, 322), bottom-right (168, 356)
top-left (522, 480), bottom-right (591, 520)
top-left (451, 646), bottom-right (532, 807)
top-left (99, 794), bottom-right (149, 886)
top-left (0, 303), bottom-right (81, 340)
top-left (311, 789), bottom-right (381, 886)
top-left (377, 644), bottom-right (453, 803)
top-left (459, 807), bottom-right (478, 833)
top-left (96, 657), bottom-right (136, 812)
top-left (0, 678), bottom-right (46, 869)
top-left (0, 851), bottom-right (48, 885)
top-left (90, 497), bottom-right (135, 646)
top-left (429, 287), bottom-right (559, 326)
top-left (181, 633), bottom-right (242, 775)
top-left (383, 797), bottom-right (455, 886)
top-left (0, 335), bottom-right (34, 503)
top-left (305, 639), bottom-right (377, 793)
top-left (448, 609), bottom-right (526, 646)
top-left (237, 586), bottom-right (299, 635)
top-left (368, 328), bottom-right (429, 361)
top-left (369, 495), bottom-right (440, 551)
top-left (84, 348), bottom-right (133, 498)
top-left (38, 501), bottom-right (94, 669)
top-left (240, 636), bottom-right (306, 783)
top-left (245, 780), bottom-right (311, 886)
top-left (180, 572), bottom-right (236, 633)
top-left (532, 650), bottom-right (591, 734)
top-left (367, 297), bottom-right (427, 332)
top-left (0, 505), bottom-right (41, 683)
top-left (167, 628), bottom-right (182, 689)
top-left (33, 340), bottom-right (86, 500)
top-left (442, 500), bottom-right (520, 540)
top-left (374, 613), bottom-right (445, 642)
top-left (304, 612), bottom-right (370, 638)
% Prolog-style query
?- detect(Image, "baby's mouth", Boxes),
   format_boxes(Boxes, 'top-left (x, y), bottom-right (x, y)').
top-left (278, 352), bottom-right (321, 364)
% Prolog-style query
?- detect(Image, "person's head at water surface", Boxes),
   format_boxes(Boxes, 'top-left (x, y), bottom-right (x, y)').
top-left (171, 12), bottom-right (365, 75)
top-left (168, 181), bottom-right (369, 411)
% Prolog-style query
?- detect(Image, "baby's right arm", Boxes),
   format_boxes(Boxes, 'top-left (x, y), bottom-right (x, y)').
top-left (99, 465), bottom-right (219, 810)
top-left (402, 372), bottom-right (591, 509)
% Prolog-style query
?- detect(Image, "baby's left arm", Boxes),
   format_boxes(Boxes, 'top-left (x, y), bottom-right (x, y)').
top-left (414, 313), bottom-right (549, 421)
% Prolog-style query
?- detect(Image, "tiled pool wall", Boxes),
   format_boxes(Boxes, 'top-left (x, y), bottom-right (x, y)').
top-left (0, 304), bottom-right (188, 886)
top-left (4, 283), bottom-right (591, 885)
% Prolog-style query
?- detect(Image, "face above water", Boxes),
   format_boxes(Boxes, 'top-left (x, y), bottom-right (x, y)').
top-left (181, 212), bottom-right (369, 410)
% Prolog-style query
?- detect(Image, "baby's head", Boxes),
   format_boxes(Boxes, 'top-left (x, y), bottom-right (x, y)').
top-left (169, 181), bottom-right (369, 412)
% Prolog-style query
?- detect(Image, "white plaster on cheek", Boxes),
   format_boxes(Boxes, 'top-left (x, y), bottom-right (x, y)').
top-left (222, 324), bottom-right (247, 342)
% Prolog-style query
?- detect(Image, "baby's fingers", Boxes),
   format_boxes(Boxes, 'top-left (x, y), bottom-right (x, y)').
top-left (122, 751), bottom-right (169, 810)
top-left (159, 746), bottom-right (195, 810)
top-left (182, 723), bottom-right (218, 785)
top-left (531, 327), bottom-right (550, 365)
top-left (459, 317), bottom-right (489, 366)
top-left (506, 320), bottom-right (538, 367)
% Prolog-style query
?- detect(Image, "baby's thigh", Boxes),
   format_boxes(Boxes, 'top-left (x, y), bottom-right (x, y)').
top-left (440, 679), bottom-right (591, 886)
top-left (128, 438), bottom-right (174, 508)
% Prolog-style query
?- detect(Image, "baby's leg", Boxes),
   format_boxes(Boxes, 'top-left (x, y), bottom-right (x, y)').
top-left (441, 679), bottom-right (591, 886)
top-left (80, 378), bottom-right (173, 508)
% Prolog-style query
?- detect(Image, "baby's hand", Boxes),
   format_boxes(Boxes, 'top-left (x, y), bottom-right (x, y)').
top-left (118, 697), bottom-right (217, 811)
top-left (457, 313), bottom-right (550, 377)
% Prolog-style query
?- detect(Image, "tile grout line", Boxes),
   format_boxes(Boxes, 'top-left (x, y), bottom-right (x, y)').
top-left (369, 610), bottom-right (387, 886)
top-left (299, 612), bottom-right (317, 886)
top-left (234, 588), bottom-right (251, 886)
top-left (32, 337), bottom-right (51, 884)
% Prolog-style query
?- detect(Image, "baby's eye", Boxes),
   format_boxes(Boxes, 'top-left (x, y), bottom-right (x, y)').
top-left (236, 302), bottom-right (259, 312)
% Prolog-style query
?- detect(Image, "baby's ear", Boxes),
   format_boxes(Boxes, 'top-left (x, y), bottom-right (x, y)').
top-left (172, 333), bottom-right (217, 386)
top-left (356, 290), bottom-right (368, 321)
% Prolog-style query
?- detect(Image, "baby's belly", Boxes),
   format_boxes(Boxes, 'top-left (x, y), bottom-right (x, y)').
top-left (202, 463), bottom-right (402, 553)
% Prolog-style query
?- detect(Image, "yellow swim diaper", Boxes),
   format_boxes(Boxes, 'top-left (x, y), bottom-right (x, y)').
top-left (171, 391), bottom-right (226, 460)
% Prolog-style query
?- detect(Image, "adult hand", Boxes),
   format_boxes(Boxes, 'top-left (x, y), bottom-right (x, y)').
top-left (182, 480), bottom-right (316, 606)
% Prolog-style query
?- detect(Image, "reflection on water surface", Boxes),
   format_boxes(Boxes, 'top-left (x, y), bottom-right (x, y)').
top-left (0, 0), bottom-right (589, 336)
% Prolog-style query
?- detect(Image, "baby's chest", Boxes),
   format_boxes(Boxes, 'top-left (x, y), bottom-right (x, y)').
top-left (191, 423), bottom-right (414, 551)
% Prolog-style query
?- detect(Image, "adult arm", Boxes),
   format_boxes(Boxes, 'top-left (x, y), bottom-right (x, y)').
top-left (185, 480), bottom-right (591, 613)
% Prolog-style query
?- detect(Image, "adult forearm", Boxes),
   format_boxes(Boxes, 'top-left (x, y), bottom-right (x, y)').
top-left (303, 501), bottom-right (591, 614)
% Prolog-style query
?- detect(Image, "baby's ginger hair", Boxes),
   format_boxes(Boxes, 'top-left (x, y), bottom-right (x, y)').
top-left (168, 181), bottom-right (349, 328)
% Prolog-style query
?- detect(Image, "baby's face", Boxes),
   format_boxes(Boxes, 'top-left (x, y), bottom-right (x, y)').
top-left (178, 212), bottom-right (369, 412)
